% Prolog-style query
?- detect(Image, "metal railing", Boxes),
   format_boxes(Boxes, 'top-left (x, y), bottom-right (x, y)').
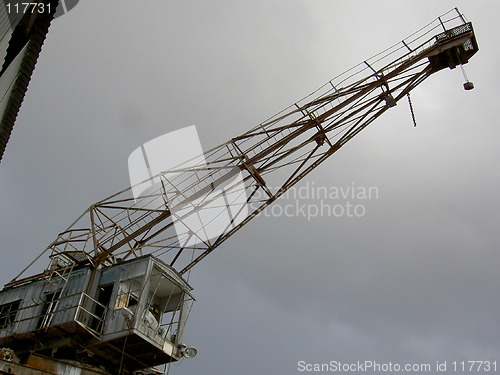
top-left (0, 291), bottom-right (108, 340)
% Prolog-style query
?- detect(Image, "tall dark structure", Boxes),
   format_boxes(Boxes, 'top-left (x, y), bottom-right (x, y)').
top-left (0, 8), bottom-right (478, 374)
top-left (0, 0), bottom-right (59, 162)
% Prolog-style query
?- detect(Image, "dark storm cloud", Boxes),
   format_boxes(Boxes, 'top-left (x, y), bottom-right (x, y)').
top-left (1, 1), bottom-right (498, 374)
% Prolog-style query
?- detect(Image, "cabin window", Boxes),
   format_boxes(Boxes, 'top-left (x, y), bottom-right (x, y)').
top-left (90, 284), bottom-right (113, 332)
top-left (156, 292), bottom-right (183, 341)
top-left (37, 291), bottom-right (61, 328)
top-left (143, 268), bottom-right (190, 343)
top-left (0, 300), bottom-right (21, 330)
top-left (115, 278), bottom-right (141, 310)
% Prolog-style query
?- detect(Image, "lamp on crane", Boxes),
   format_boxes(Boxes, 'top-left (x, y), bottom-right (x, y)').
top-left (178, 344), bottom-right (198, 358)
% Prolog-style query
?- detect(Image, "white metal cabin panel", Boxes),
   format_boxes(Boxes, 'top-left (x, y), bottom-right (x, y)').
top-left (0, 267), bottom-right (92, 339)
top-left (0, 3), bottom-right (24, 65)
top-left (0, 43), bottom-right (27, 115)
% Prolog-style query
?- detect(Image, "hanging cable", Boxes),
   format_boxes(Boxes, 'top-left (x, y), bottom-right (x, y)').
top-left (460, 64), bottom-right (469, 82)
top-left (407, 93), bottom-right (418, 127)
top-left (461, 64), bottom-right (474, 90)
top-left (118, 334), bottom-right (128, 375)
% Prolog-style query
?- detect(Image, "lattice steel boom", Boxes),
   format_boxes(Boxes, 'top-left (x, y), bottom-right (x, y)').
top-left (9, 8), bottom-right (478, 287)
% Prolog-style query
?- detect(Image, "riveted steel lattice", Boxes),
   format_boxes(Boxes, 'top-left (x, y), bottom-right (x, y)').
top-left (9, 8), bottom-right (479, 286)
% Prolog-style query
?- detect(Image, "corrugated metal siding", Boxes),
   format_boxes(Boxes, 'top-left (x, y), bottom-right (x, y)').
top-left (0, 267), bottom-right (91, 339)
top-left (0, 353), bottom-right (112, 374)
top-left (0, 2), bottom-right (23, 42)
top-left (0, 44), bottom-right (28, 114)
top-left (0, 0), bottom-right (58, 162)
top-left (0, 2), bottom-right (25, 66)
top-left (0, 256), bottom-right (184, 373)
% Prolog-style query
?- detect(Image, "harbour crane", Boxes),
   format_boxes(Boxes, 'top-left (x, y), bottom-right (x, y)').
top-left (0, 8), bottom-right (478, 375)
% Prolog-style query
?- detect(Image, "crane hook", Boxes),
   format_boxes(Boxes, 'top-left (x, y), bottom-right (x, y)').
top-left (461, 64), bottom-right (474, 90)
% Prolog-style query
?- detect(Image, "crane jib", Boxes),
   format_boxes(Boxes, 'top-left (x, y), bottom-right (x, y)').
top-left (8, 10), bottom-right (479, 285)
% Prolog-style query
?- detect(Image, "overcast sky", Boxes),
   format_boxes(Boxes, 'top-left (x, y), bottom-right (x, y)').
top-left (1, 1), bottom-right (499, 374)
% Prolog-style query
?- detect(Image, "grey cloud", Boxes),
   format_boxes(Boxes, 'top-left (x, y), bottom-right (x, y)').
top-left (0, 0), bottom-right (498, 374)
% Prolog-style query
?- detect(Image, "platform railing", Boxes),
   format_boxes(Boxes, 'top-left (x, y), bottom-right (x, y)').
top-left (0, 291), bottom-right (108, 340)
